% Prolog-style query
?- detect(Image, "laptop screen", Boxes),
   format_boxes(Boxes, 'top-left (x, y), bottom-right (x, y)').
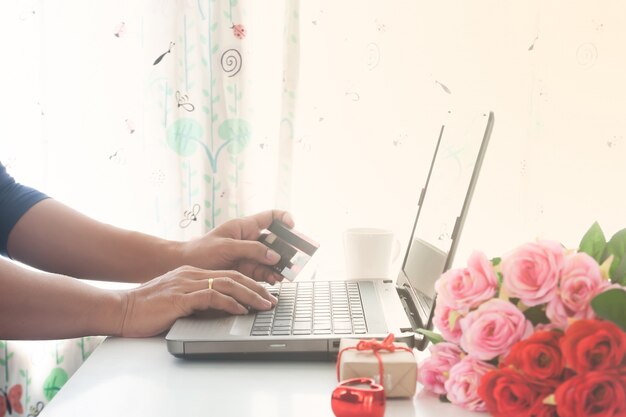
top-left (399, 111), bottom-right (494, 328)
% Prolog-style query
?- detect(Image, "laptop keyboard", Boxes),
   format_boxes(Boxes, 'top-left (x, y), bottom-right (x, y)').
top-left (251, 281), bottom-right (368, 336)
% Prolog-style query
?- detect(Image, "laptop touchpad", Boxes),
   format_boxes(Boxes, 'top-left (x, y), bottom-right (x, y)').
top-left (229, 314), bottom-right (255, 336)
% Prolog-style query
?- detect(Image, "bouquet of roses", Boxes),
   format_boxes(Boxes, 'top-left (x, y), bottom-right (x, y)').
top-left (417, 222), bottom-right (626, 417)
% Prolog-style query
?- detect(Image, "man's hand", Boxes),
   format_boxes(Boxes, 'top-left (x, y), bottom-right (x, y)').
top-left (180, 210), bottom-right (295, 284)
top-left (119, 266), bottom-right (278, 338)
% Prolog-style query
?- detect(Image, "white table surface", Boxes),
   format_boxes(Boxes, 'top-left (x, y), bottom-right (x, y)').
top-left (40, 336), bottom-right (482, 417)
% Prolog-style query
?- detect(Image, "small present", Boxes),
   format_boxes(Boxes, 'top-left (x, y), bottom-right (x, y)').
top-left (336, 334), bottom-right (417, 398)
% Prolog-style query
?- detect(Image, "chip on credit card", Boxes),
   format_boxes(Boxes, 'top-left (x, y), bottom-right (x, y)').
top-left (258, 220), bottom-right (320, 281)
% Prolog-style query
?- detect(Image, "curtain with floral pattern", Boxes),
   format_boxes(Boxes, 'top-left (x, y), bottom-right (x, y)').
top-left (1, 0), bottom-right (298, 415)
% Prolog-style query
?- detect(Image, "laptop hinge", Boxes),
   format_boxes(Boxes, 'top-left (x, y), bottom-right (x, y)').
top-left (395, 285), bottom-right (421, 332)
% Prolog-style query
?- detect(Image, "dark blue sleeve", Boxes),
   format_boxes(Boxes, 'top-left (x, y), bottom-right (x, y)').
top-left (0, 163), bottom-right (49, 257)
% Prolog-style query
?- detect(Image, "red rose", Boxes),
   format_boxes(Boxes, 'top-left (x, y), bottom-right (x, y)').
top-left (479, 368), bottom-right (548, 417)
top-left (555, 370), bottom-right (626, 417)
top-left (503, 330), bottom-right (564, 384)
top-left (529, 400), bottom-right (559, 417)
top-left (560, 319), bottom-right (626, 374)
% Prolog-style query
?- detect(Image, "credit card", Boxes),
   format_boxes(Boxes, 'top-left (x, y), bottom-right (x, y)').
top-left (258, 220), bottom-right (320, 281)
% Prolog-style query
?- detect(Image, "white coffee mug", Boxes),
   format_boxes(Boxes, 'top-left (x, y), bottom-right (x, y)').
top-left (343, 228), bottom-right (401, 279)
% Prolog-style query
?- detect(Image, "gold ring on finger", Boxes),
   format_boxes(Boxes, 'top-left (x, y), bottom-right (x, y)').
top-left (207, 278), bottom-right (214, 290)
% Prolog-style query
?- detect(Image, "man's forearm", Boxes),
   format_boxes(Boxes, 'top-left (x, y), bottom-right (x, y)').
top-left (6, 199), bottom-right (184, 283)
top-left (0, 257), bottom-right (125, 340)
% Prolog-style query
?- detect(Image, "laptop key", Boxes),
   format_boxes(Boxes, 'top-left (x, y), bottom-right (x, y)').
top-left (333, 322), bottom-right (352, 330)
top-left (293, 322), bottom-right (312, 330)
top-left (254, 317), bottom-right (273, 323)
top-left (252, 326), bottom-right (271, 332)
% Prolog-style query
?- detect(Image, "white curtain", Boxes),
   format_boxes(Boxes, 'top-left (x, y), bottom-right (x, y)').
top-left (3, 0), bottom-right (298, 237)
top-left (1, 0), bottom-right (297, 413)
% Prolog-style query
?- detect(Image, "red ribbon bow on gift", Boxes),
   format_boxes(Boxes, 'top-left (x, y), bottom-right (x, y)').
top-left (336, 334), bottom-right (414, 386)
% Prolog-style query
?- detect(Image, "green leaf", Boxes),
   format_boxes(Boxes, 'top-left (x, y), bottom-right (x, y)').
top-left (606, 229), bottom-right (626, 284)
top-left (416, 328), bottom-right (445, 344)
top-left (591, 288), bottom-right (626, 331)
top-left (218, 118), bottom-right (251, 154)
top-left (579, 222), bottom-right (607, 263)
top-left (448, 310), bottom-right (460, 330)
top-left (43, 367), bottom-right (69, 401)
top-left (496, 271), bottom-right (503, 287)
top-left (0, 341), bottom-right (5, 348)
top-left (204, 200), bottom-right (211, 208)
top-left (214, 208), bottom-right (222, 218)
top-left (204, 174), bottom-right (212, 183)
top-left (523, 305), bottom-right (550, 326)
top-left (19, 369), bottom-right (26, 378)
top-left (7, 352), bottom-right (13, 360)
top-left (166, 118), bottom-right (204, 157)
top-left (491, 257), bottom-right (501, 266)
top-left (212, 44), bottom-right (219, 54)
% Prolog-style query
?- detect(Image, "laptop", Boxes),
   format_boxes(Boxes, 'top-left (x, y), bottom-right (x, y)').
top-left (166, 111), bottom-right (495, 359)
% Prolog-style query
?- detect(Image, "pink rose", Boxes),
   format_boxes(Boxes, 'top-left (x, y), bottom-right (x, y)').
top-left (433, 303), bottom-right (464, 344)
top-left (459, 298), bottom-right (533, 361)
top-left (435, 251), bottom-right (498, 311)
top-left (501, 240), bottom-right (564, 307)
top-left (546, 297), bottom-right (593, 329)
top-left (546, 252), bottom-right (608, 328)
top-left (418, 342), bottom-right (464, 395)
top-left (444, 356), bottom-right (496, 412)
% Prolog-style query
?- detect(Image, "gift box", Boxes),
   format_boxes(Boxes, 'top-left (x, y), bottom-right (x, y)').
top-left (337, 335), bottom-right (417, 398)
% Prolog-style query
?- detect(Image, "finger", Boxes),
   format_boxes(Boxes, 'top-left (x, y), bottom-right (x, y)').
top-left (253, 209), bottom-right (295, 229)
top-left (185, 289), bottom-right (248, 315)
top-left (238, 261), bottom-right (282, 284)
top-left (209, 271), bottom-right (277, 304)
top-left (239, 210), bottom-right (295, 240)
top-left (225, 239), bottom-right (281, 266)
top-left (211, 276), bottom-right (274, 310)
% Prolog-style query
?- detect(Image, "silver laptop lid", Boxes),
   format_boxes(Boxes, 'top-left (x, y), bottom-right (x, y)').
top-left (396, 110), bottom-right (495, 348)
